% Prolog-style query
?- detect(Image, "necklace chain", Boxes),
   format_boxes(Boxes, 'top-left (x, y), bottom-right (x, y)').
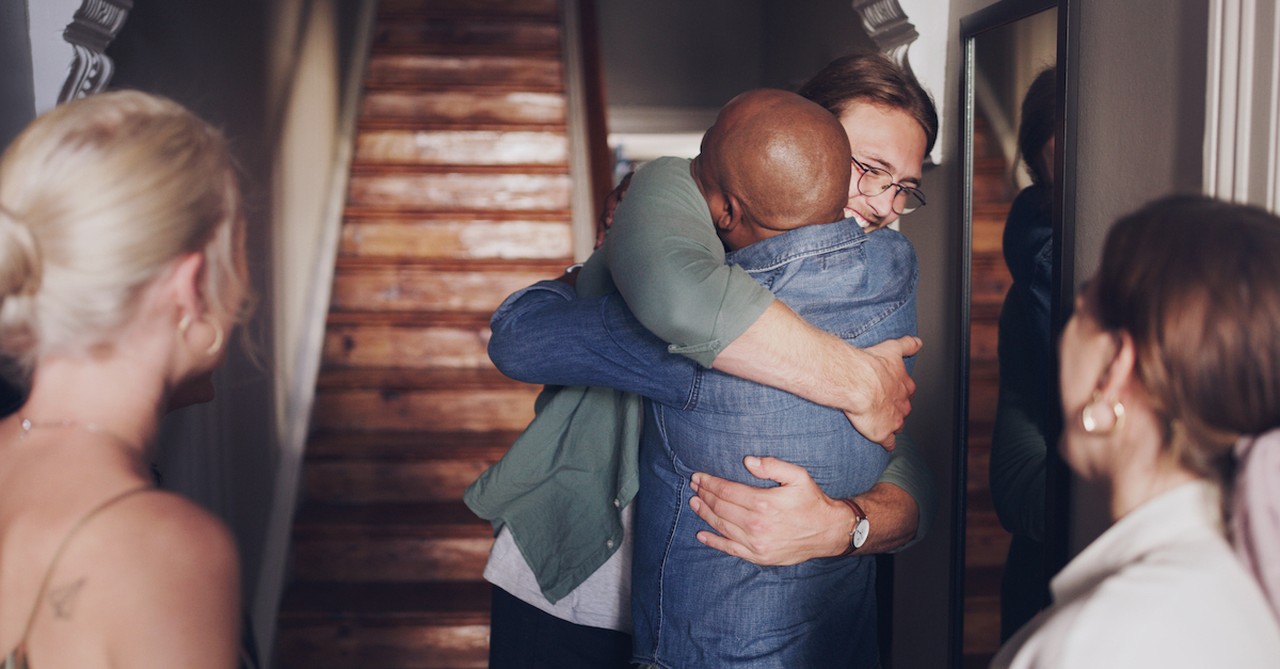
top-left (19, 417), bottom-right (142, 452)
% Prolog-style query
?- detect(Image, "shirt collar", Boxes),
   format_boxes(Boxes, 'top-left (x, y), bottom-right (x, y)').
top-left (726, 217), bottom-right (869, 273)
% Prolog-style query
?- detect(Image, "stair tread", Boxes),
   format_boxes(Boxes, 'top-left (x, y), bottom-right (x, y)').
top-left (323, 309), bottom-right (493, 324)
top-left (315, 366), bottom-right (529, 390)
top-left (343, 204), bottom-right (571, 217)
top-left (343, 209), bottom-right (571, 223)
top-left (371, 42), bottom-right (560, 59)
top-left (278, 580), bottom-right (491, 622)
top-left (293, 500), bottom-right (489, 531)
top-left (356, 117), bottom-right (566, 131)
top-left (363, 54), bottom-right (563, 92)
top-left (305, 430), bottom-right (518, 460)
top-left (324, 310), bottom-right (497, 327)
top-left (378, 0), bottom-right (559, 19)
top-left (348, 162), bottom-right (569, 175)
top-left (362, 81), bottom-right (563, 95)
top-left (377, 11), bottom-right (558, 24)
top-left (332, 256), bottom-right (565, 271)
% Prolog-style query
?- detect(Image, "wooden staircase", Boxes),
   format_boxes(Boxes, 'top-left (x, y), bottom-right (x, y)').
top-left (275, 0), bottom-right (577, 666)
top-left (962, 113), bottom-right (1016, 669)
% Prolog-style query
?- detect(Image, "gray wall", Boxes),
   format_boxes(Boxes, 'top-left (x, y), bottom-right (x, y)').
top-left (1067, 0), bottom-right (1208, 550)
top-left (105, 0), bottom-right (279, 624)
top-left (0, 0), bottom-right (35, 149)
top-left (760, 0), bottom-right (880, 91)
top-left (104, 2), bottom-right (369, 658)
top-left (598, 0), bottom-right (876, 114)
top-left (599, 0), bottom-right (764, 109)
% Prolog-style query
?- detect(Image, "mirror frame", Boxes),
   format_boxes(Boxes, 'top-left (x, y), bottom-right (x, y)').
top-left (952, 0), bottom-right (1077, 665)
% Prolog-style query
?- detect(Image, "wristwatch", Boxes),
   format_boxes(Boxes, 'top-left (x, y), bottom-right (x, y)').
top-left (839, 497), bottom-right (870, 556)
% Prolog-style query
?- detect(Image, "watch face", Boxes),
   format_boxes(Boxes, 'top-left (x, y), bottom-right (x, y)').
top-left (852, 518), bottom-right (870, 548)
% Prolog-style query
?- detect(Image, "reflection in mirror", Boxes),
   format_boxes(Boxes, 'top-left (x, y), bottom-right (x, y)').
top-left (961, 5), bottom-right (1057, 666)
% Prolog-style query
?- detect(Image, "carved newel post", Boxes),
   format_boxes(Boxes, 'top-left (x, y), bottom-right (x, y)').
top-left (58, 0), bottom-right (133, 104)
top-left (851, 0), bottom-right (920, 72)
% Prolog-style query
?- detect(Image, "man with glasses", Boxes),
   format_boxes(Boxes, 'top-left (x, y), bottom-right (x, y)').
top-left (851, 155), bottom-right (926, 218)
top-left (473, 60), bottom-right (938, 668)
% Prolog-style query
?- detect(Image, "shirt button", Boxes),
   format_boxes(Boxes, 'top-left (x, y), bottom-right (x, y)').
top-left (606, 538), bottom-right (615, 549)
top-left (613, 498), bottom-right (621, 508)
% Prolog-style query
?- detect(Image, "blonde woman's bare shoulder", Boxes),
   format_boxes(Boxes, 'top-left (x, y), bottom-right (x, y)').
top-left (61, 489), bottom-right (241, 669)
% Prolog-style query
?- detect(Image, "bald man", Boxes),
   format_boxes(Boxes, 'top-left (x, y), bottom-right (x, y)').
top-left (470, 89), bottom-right (920, 668)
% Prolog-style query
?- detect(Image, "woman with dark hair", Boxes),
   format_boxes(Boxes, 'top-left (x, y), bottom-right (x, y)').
top-left (989, 65), bottom-right (1058, 639)
top-left (991, 195), bottom-right (1280, 667)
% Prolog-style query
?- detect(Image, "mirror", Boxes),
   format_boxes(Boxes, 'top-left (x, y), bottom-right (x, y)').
top-left (955, 1), bottom-right (1072, 666)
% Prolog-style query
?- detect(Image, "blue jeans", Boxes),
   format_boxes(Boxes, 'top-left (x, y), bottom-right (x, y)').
top-left (489, 586), bottom-right (635, 669)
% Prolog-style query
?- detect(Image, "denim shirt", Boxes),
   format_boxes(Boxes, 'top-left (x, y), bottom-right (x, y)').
top-left (630, 219), bottom-right (918, 668)
top-left (652, 218), bottom-right (918, 491)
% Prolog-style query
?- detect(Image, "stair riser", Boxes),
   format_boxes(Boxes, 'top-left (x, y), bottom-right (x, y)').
top-left (970, 213), bottom-right (1008, 254)
top-left (346, 172), bottom-right (572, 212)
top-left (312, 389), bottom-right (538, 432)
top-left (290, 535), bottom-right (493, 582)
top-left (339, 219), bottom-right (572, 261)
top-left (361, 92), bottom-right (566, 128)
top-left (972, 174), bottom-right (1014, 205)
top-left (375, 22), bottom-right (559, 53)
top-left (329, 267), bottom-right (555, 314)
top-left (965, 513), bottom-right (1012, 569)
top-left (303, 459), bottom-right (499, 504)
top-left (968, 320), bottom-right (1001, 364)
top-left (323, 325), bottom-right (493, 370)
top-left (365, 54), bottom-right (563, 90)
top-left (963, 597), bottom-right (1003, 654)
top-left (276, 623), bottom-right (489, 669)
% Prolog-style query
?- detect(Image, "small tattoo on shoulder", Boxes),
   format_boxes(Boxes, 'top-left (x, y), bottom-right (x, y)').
top-left (48, 578), bottom-right (86, 619)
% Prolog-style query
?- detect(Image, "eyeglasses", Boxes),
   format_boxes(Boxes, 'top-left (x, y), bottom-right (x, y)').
top-left (850, 156), bottom-right (926, 215)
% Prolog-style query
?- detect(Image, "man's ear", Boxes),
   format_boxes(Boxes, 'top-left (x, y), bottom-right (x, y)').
top-left (167, 252), bottom-right (207, 316)
top-left (713, 193), bottom-right (744, 233)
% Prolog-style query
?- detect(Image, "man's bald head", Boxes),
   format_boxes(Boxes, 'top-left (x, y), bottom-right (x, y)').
top-left (696, 89), bottom-right (851, 235)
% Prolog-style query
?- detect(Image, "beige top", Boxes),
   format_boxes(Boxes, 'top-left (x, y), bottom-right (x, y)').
top-left (992, 481), bottom-right (1280, 668)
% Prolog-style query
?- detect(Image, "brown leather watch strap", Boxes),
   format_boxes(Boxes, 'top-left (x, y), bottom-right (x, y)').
top-left (838, 497), bottom-right (868, 556)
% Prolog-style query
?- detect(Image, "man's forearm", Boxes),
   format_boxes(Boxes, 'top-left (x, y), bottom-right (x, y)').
top-left (713, 300), bottom-right (917, 445)
top-left (714, 301), bottom-right (876, 410)
top-left (850, 483), bottom-right (919, 555)
top-left (795, 483), bottom-right (918, 559)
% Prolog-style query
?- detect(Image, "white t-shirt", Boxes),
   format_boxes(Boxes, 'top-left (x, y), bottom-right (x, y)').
top-left (484, 504), bottom-right (633, 632)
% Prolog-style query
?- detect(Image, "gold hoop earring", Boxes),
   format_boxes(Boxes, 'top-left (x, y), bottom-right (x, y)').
top-left (177, 313), bottom-right (225, 357)
top-left (1081, 390), bottom-right (1126, 435)
top-left (205, 318), bottom-right (224, 357)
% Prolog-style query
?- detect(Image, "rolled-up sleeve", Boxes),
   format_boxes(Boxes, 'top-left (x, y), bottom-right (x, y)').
top-left (589, 157), bottom-right (775, 368)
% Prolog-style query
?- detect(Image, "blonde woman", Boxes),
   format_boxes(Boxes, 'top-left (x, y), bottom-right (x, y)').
top-left (992, 196), bottom-right (1280, 667)
top-left (0, 91), bottom-right (250, 668)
